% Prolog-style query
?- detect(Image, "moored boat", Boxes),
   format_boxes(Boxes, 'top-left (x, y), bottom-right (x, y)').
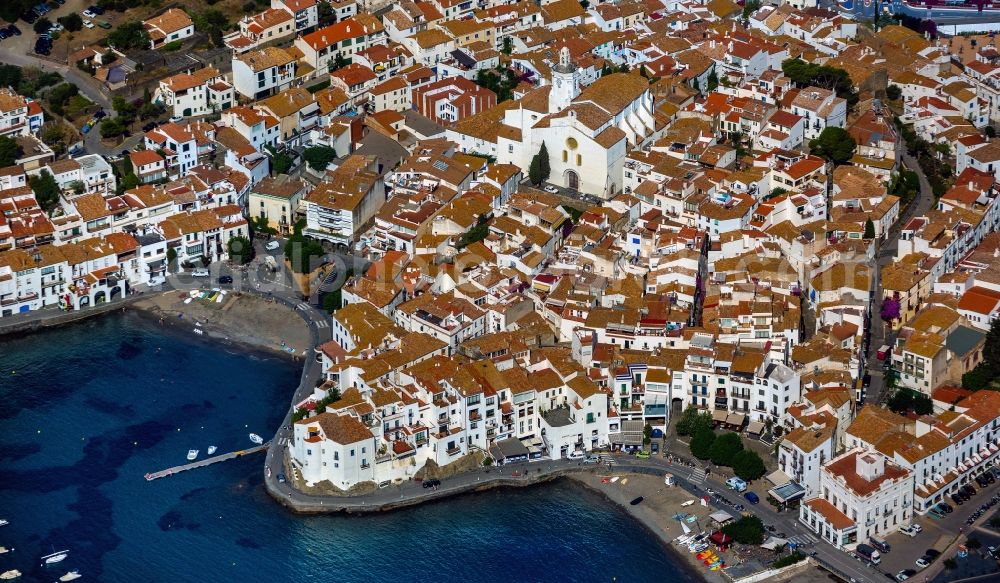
top-left (59, 570), bottom-right (82, 581)
top-left (248, 433), bottom-right (263, 445)
top-left (207, 446), bottom-right (217, 455)
top-left (187, 449), bottom-right (199, 461)
top-left (42, 550), bottom-right (69, 564)
top-left (0, 569), bottom-right (20, 580)
top-left (0, 520), bottom-right (7, 527)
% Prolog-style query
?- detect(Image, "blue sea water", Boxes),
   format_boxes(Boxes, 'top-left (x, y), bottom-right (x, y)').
top-left (0, 313), bottom-right (696, 583)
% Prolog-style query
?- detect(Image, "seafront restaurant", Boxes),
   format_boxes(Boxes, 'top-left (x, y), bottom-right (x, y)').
top-left (765, 470), bottom-right (806, 511)
top-left (489, 438), bottom-right (530, 465)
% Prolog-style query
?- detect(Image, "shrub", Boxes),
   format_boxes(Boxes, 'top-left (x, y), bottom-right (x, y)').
top-left (722, 516), bottom-right (765, 545)
top-left (771, 552), bottom-right (806, 569)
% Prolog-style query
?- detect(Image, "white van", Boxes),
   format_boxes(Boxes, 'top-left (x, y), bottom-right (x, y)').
top-left (726, 477), bottom-right (747, 492)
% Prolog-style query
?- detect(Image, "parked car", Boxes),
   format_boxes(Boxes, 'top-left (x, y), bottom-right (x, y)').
top-left (82, 19), bottom-right (93, 28)
top-left (650, 442), bottom-right (659, 454)
top-left (169, 115), bottom-right (183, 124)
top-left (88, 4), bottom-right (104, 14)
top-left (422, 479), bottom-right (441, 489)
top-left (378, 480), bottom-right (390, 489)
top-left (265, 240), bottom-right (281, 251)
top-left (896, 569), bottom-right (916, 581)
top-left (952, 493), bottom-right (965, 505)
top-left (543, 185), bottom-right (559, 194)
top-left (82, 9), bottom-right (95, 18)
top-left (910, 524), bottom-right (923, 533)
top-left (96, 20), bottom-right (111, 29)
top-left (915, 556), bottom-right (930, 569)
top-left (7, 24), bottom-right (21, 35)
top-left (871, 537), bottom-right (891, 553)
top-left (0, 30), bottom-right (9, 39)
top-left (276, 473), bottom-right (286, 483)
top-left (898, 525), bottom-right (918, 537)
top-left (962, 485), bottom-right (976, 496)
top-left (582, 454), bottom-right (599, 464)
top-left (191, 268), bottom-right (210, 277)
top-left (925, 549), bottom-right (941, 559)
top-left (937, 502), bottom-right (953, 513)
top-left (218, 275), bottom-right (233, 284)
top-left (744, 491), bottom-right (759, 505)
top-left (567, 450), bottom-right (585, 460)
top-left (726, 477), bottom-right (747, 492)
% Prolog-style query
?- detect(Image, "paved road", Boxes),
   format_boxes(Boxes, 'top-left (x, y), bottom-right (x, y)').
top-left (877, 475), bottom-right (1000, 581)
top-left (863, 137), bottom-right (937, 406)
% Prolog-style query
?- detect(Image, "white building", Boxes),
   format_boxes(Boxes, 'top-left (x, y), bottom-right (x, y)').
top-left (800, 449), bottom-right (913, 549)
top-left (232, 47), bottom-right (298, 100)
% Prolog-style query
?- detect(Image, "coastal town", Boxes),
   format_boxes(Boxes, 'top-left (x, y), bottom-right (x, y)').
top-left (7, 0), bottom-right (1000, 581)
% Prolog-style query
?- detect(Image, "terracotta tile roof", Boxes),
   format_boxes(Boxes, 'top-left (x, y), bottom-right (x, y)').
top-left (805, 498), bottom-right (855, 530)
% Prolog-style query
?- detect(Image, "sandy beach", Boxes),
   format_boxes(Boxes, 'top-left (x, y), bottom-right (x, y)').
top-left (568, 473), bottom-right (833, 583)
top-left (132, 291), bottom-right (312, 358)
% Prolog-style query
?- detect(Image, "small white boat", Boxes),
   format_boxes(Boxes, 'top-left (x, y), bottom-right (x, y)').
top-left (193, 328), bottom-right (204, 335)
top-left (207, 446), bottom-right (217, 455)
top-left (59, 571), bottom-right (82, 581)
top-left (0, 547), bottom-right (10, 554)
top-left (42, 550), bottom-right (68, 564)
top-left (249, 433), bottom-right (263, 445)
top-left (0, 569), bottom-right (20, 580)
top-left (187, 449), bottom-right (199, 461)
top-left (0, 519), bottom-right (7, 526)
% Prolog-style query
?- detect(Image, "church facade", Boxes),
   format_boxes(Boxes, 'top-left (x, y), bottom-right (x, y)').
top-left (450, 48), bottom-right (657, 199)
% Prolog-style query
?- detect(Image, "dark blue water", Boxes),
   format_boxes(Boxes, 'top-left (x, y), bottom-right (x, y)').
top-left (0, 313), bottom-right (693, 582)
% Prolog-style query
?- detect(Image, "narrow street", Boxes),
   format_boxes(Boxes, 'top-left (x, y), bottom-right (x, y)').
top-left (863, 139), bottom-right (937, 405)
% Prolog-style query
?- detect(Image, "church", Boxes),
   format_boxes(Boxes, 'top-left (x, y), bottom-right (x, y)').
top-left (448, 47), bottom-right (657, 199)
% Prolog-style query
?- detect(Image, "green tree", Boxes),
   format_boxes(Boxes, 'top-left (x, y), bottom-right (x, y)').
top-left (30, 170), bottom-right (61, 214)
top-left (166, 247), bottom-right (177, 271)
top-left (742, 0), bottom-right (761, 20)
top-left (690, 427), bottom-right (715, 460)
top-left (707, 68), bottom-right (719, 91)
top-left (722, 515), bottom-right (765, 545)
top-left (303, 146), bottom-right (338, 172)
top-left (538, 141), bottom-right (550, 183)
top-left (227, 235), bottom-right (253, 264)
top-left (864, 218), bottom-right (875, 239)
top-left (709, 432), bottom-right (743, 467)
top-left (265, 145), bottom-right (294, 175)
top-left (528, 153), bottom-right (541, 186)
top-left (191, 9), bottom-right (228, 48)
top-left (529, 142), bottom-right (549, 186)
top-left (284, 221), bottom-right (325, 274)
top-left (781, 58), bottom-right (858, 110)
top-left (501, 36), bottom-right (512, 55)
top-left (108, 21), bottom-right (150, 50)
top-left (676, 406), bottom-right (712, 436)
top-left (732, 450), bottom-right (767, 481)
top-left (121, 173), bottom-right (139, 190)
top-left (249, 215), bottom-right (278, 238)
top-left (809, 127), bottom-right (856, 165)
top-left (112, 95), bottom-right (136, 123)
top-left (322, 290), bottom-right (342, 313)
top-left (58, 13), bottom-right (83, 31)
top-left (100, 117), bottom-right (128, 139)
top-left (886, 84), bottom-right (902, 101)
top-left (643, 423), bottom-right (652, 446)
top-left (0, 135), bottom-right (23, 167)
top-left (984, 318), bottom-right (1000, 370)
top-left (33, 17), bottom-right (51, 34)
top-left (963, 363), bottom-right (996, 390)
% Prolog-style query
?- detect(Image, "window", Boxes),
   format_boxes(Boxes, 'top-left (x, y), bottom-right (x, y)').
top-left (562, 150), bottom-right (568, 162)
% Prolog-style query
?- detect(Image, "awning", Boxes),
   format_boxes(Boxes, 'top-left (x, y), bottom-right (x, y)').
top-left (746, 420), bottom-right (766, 435)
top-left (709, 510), bottom-right (734, 524)
top-left (712, 410), bottom-right (728, 423)
top-left (726, 413), bottom-right (746, 428)
top-left (761, 537), bottom-right (789, 550)
top-left (766, 469), bottom-right (792, 487)
top-left (769, 481), bottom-right (806, 503)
